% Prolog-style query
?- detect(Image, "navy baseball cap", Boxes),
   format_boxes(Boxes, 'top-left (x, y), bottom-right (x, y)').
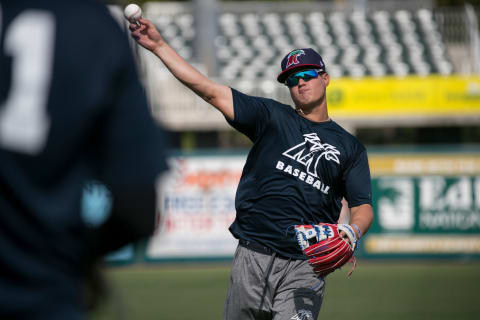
top-left (277, 48), bottom-right (326, 83)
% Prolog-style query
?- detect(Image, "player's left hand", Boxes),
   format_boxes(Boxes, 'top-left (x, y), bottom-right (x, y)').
top-left (294, 223), bottom-right (358, 277)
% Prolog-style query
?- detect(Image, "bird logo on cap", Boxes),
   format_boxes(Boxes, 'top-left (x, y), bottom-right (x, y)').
top-left (286, 49), bottom-right (305, 68)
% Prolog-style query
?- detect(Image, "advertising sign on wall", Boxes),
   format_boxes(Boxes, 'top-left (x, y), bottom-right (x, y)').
top-left (327, 76), bottom-right (480, 117)
top-left (364, 153), bottom-right (480, 257)
top-left (145, 154), bottom-right (246, 260)
top-left (142, 151), bottom-right (480, 261)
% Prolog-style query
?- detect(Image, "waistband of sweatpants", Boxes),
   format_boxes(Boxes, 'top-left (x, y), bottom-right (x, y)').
top-left (239, 239), bottom-right (291, 260)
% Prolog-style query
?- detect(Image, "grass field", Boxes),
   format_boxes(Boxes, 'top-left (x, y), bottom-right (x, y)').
top-left (92, 261), bottom-right (480, 320)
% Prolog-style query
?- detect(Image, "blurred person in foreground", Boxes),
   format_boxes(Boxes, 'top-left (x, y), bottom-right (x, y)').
top-left (129, 16), bottom-right (373, 320)
top-left (0, 0), bottom-right (168, 319)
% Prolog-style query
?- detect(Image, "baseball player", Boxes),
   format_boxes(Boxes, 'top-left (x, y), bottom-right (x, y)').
top-left (0, 1), bottom-right (168, 318)
top-left (129, 17), bottom-right (373, 320)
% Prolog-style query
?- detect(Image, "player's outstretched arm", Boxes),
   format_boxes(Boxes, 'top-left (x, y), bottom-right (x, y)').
top-left (129, 18), bottom-right (234, 120)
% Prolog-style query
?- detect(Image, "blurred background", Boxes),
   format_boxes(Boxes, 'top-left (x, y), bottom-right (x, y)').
top-left (92, 0), bottom-right (479, 319)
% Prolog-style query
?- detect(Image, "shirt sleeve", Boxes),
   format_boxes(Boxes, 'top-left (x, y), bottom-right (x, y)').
top-left (98, 48), bottom-right (168, 188)
top-left (87, 26), bottom-right (169, 257)
top-left (343, 147), bottom-right (372, 207)
top-left (226, 88), bottom-right (272, 141)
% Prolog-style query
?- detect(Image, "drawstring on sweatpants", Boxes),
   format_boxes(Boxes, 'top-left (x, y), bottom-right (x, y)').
top-left (258, 252), bottom-right (276, 313)
top-left (258, 253), bottom-right (294, 315)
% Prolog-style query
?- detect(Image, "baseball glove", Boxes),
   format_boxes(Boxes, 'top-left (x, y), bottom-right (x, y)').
top-left (295, 223), bottom-right (358, 277)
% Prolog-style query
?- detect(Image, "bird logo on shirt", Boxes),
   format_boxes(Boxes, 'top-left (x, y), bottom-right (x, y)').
top-left (282, 133), bottom-right (340, 178)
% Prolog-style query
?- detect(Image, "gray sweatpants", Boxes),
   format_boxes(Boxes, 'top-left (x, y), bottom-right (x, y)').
top-left (223, 244), bottom-right (325, 320)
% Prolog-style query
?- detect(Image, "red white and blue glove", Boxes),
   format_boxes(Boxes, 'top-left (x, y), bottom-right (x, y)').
top-left (294, 223), bottom-right (358, 277)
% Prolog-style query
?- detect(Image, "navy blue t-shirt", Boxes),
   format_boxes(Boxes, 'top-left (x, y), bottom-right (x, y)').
top-left (227, 89), bottom-right (371, 259)
top-left (0, 1), bottom-right (168, 318)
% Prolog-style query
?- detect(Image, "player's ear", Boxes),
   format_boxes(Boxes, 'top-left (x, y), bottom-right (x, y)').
top-left (321, 72), bottom-right (330, 87)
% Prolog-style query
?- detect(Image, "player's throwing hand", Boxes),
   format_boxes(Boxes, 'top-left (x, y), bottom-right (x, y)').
top-left (129, 18), bottom-right (164, 52)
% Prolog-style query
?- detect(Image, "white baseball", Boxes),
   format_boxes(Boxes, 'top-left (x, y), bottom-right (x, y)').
top-left (124, 4), bottom-right (142, 23)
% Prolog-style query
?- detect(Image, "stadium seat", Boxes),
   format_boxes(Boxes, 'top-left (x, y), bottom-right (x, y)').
top-left (149, 6), bottom-right (453, 79)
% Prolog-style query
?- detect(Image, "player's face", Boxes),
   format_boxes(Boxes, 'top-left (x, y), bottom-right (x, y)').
top-left (288, 71), bottom-right (330, 110)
